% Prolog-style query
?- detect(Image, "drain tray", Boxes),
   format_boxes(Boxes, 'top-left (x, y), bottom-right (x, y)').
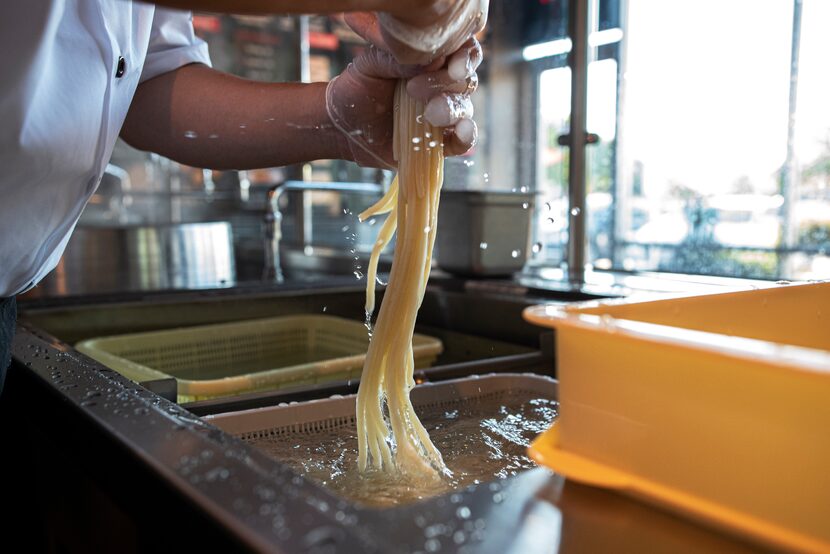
top-left (205, 373), bottom-right (557, 437)
top-left (205, 374), bottom-right (557, 507)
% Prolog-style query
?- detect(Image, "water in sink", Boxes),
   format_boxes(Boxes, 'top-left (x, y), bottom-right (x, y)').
top-left (242, 390), bottom-right (558, 507)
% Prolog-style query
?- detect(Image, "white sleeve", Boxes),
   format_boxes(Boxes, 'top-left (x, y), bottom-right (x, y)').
top-left (140, 8), bottom-right (212, 83)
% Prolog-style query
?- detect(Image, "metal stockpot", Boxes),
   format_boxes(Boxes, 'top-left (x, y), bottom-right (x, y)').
top-left (32, 222), bottom-right (235, 296)
top-left (436, 190), bottom-right (535, 276)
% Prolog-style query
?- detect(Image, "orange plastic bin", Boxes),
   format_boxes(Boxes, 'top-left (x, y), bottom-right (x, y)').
top-left (525, 281), bottom-right (830, 553)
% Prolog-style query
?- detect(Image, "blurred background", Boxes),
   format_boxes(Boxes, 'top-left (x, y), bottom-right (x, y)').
top-left (81, 0), bottom-right (830, 288)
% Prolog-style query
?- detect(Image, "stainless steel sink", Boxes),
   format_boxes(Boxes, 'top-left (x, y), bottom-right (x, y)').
top-left (7, 283), bottom-right (765, 553)
top-left (20, 285), bottom-right (551, 404)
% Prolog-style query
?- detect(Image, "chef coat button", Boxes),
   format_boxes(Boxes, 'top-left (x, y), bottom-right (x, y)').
top-left (115, 56), bottom-right (126, 78)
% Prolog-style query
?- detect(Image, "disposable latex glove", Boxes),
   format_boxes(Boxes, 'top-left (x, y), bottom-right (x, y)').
top-left (326, 37), bottom-right (482, 169)
top-left (346, 1), bottom-right (488, 65)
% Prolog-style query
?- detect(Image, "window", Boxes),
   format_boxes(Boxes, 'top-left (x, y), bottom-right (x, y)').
top-left (527, 0), bottom-right (830, 281)
top-left (535, 66), bottom-right (571, 267)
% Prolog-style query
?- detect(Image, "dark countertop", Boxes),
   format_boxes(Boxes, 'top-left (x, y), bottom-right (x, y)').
top-left (21, 258), bottom-right (770, 310)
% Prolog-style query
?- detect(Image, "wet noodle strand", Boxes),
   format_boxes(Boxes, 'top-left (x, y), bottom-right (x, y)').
top-left (355, 80), bottom-right (446, 478)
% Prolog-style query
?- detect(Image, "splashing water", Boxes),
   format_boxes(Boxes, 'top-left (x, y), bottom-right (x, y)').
top-left (244, 392), bottom-right (558, 507)
top-left (364, 310), bottom-right (374, 339)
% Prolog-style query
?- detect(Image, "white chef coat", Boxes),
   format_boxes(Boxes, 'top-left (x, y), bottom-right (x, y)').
top-left (0, 1), bottom-right (211, 297)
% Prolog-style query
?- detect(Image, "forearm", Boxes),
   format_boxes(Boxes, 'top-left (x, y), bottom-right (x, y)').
top-left (151, 0), bottom-right (444, 24)
top-left (121, 64), bottom-right (347, 170)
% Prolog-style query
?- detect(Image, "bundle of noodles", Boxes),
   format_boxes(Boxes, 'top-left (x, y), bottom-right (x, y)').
top-left (355, 80), bottom-right (447, 477)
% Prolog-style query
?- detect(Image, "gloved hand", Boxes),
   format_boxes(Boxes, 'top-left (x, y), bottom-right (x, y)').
top-left (326, 37), bottom-right (482, 169)
top-left (346, 1), bottom-right (489, 65)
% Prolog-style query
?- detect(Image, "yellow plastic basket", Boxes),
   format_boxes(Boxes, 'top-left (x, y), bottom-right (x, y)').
top-left (524, 281), bottom-right (830, 553)
top-left (76, 314), bottom-right (442, 403)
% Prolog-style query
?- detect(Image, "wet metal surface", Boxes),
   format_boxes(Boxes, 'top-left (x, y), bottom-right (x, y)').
top-left (11, 299), bottom-right (766, 553)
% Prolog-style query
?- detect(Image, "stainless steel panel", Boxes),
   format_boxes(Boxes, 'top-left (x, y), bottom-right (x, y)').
top-left (32, 222), bottom-right (235, 296)
top-left (436, 190), bottom-right (535, 276)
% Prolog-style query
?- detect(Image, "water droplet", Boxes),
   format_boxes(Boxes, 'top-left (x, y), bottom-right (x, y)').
top-left (416, 114), bottom-right (424, 124)
top-left (545, 201), bottom-right (552, 211)
top-left (775, 280), bottom-right (791, 285)
top-left (511, 249), bottom-right (521, 258)
top-left (570, 207), bottom-right (581, 216)
top-left (304, 245), bottom-right (314, 256)
top-left (424, 226), bottom-right (432, 233)
top-left (413, 146), bottom-right (421, 151)
top-left (547, 217), bottom-right (555, 224)
top-left (184, 130), bottom-right (197, 139)
top-left (522, 202), bottom-right (529, 209)
top-left (322, 306), bottom-right (327, 312)
top-left (428, 140), bottom-right (438, 148)
top-left (532, 242), bottom-right (543, 254)
top-left (519, 186), bottom-right (528, 193)
top-left (354, 270), bottom-right (364, 279)
top-left (424, 539), bottom-right (440, 552)
top-left (463, 159), bottom-right (475, 167)
top-left (208, 133), bottom-right (219, 139)
top-left (456, 506), bottom-right (471, 519)
top-left (412, 137), bottom-right (422, 144)
top-left (483, 173), bottom-right (490, 183)
top-left (364, 310), bottom-right (373, 333)
top-left (368, 218), bottom-right (377, 226)
top-left (479, 242), bottom-right (488, 250)
top-left (239, 124), bottom-right (247, 129)
top-left (341, 225), bottom-right (350, 232)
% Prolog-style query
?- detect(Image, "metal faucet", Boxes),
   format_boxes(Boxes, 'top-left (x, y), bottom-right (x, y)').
top-left (263, 180), bottom-right (385, 279)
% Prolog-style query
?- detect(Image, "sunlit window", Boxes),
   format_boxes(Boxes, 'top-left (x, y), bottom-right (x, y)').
top-left (530, 0), bottom-right (830, 280)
